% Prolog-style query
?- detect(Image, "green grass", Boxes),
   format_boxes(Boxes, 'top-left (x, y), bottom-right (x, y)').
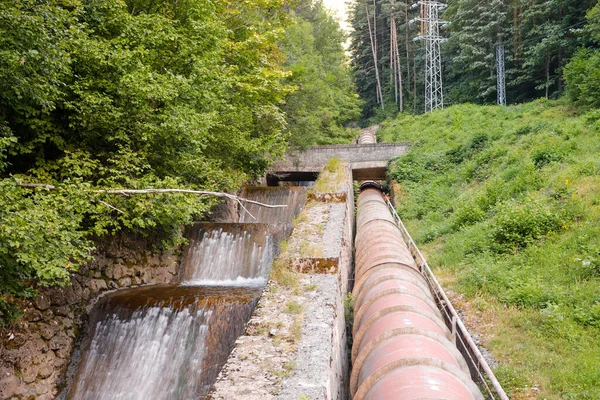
top-left (382, 99), bottom-right (600, 399)
top-left (270, 259), bottom-right (300, 291)
top-left (284, 300), bottom-right (303, 315)
top-left (313, 157), bottom-right (346, 193)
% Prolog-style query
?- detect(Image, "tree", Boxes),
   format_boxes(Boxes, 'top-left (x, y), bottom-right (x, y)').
top-left (444, 0), bottom-right (511, 103)
top-left (443, 0), bottom-right (597, 104)
top-left (282, 0), bottom-right (362, 147)
top-left (0, 0), bottom-right (292, 325)
top-left (350, 0), bottom-right (415, 119)
top-left (350, 0), bottom-right (598, 110)
top-left (513, 0), bottom-right (595, 99)
top-left (564, 1), bottom-right (600, 108)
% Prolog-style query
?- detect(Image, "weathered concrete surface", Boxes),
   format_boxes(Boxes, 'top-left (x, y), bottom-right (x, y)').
top-left (0, 242), bottom-right (181, 400)
top-left (283, 202), bottom-right (346, 273)
top-left (276, 274), bottom-right (339, 400)
top-left (209, 165), bottom-right (354, 400)
top-left (269, 143), bottom-right (409, 173)
top-left (207, 276), bottom-right (322, 400)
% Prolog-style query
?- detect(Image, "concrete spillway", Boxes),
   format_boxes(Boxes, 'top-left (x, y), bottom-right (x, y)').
top-left (62, 187), bottom-right (307, 400)
top-left (66, 286), bottom-right (260, 400)
top-left (180, 224), bottom-right (275, 287)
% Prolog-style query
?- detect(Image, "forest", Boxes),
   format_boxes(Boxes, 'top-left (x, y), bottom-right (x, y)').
top-left (0, 0), bottom-right (359, 324)
top-left (2, 1), bottom-right (600, 396)
top-left (350, 0), bottom-right (600, 118)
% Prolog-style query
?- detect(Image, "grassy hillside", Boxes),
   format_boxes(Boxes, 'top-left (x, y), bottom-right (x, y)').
top-left (381, 99), bottom-right (600, 399)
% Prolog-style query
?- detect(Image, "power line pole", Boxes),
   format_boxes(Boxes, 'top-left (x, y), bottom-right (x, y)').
top-left (411, 1), bottom-right (447, 113)
top-left (496, 44), bottom-right (507, 106)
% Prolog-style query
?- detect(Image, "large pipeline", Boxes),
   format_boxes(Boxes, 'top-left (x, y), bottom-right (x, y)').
top-left (357, 127), bottom-right (377, 145)
top-left (351, 186), bottom-right (484, 400)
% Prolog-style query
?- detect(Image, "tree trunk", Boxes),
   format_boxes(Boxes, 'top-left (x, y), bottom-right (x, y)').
top-left (391, 15), bottom-right (403, 112)
top-left (545, 51), bottom-right (550, 99)
top-left (366, 1), bottom-right (384, 108)
top-left (513, 0), bottom-right (520, 64)
top-left (405, 2), bottom-right (411, 93)
top-left (558, 46), bottom-right (563, 92)
top-left (413, 57), bottom-right (417, 113)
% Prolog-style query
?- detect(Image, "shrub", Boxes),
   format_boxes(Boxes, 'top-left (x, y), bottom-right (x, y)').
top-left (531, 137), bottom-right (570, 168)
top-left (573, 303), bottom-right (600, 328)
top-left (491, 196), bottom-right (565, 251)
top-left (475, 179), bottom-right (510, 211)
top-left (453, 201), bottom-right (486, 228)
top-left (564, 48), bottom-right (600, 109)
top-left (390, 152), bottom-right (426, 183)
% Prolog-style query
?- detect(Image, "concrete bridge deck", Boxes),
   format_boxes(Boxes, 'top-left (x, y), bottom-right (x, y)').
top-left (267, 142), bottom-right (410, 183)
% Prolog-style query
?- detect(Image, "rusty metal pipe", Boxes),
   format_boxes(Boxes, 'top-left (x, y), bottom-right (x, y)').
top-left (383, 197), bottom-right (510, 400)
top-left (352, 188), bottom-right (484, 400)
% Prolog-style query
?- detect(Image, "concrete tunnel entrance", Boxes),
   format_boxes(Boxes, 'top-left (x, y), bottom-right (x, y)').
top-left (266, 167), bottom-right (388, 186)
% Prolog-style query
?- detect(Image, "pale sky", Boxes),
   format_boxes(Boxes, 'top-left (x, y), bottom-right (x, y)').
top-left (322, 0), bottom-right (351, 33)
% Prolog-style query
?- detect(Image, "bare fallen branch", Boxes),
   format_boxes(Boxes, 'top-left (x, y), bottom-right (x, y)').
top-left (97, 200), bottom-right (125, 214)
top-left (19, 183), bottom-right (56, 190)
top-left (18, 184), bottom-right (286, 213)
top-left (93, 189), bottom-right (285, 209)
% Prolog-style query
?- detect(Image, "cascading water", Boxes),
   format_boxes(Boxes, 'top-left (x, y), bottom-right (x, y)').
top-left (63, 186), bottom-right (307, 400)
top-left (180, 224), bottom-right (274, 287)
top-left (66, 286), bottom-right (259, 400)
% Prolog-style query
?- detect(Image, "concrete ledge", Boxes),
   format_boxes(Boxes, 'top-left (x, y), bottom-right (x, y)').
top-left (270, 143), bottom-right (409, 172)
top-left (208, 167), bottom-right (354, 400)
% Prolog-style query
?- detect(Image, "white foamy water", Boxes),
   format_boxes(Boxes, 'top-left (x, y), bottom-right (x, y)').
top-left (66, 187), bottom-right (307, 400)
top-left (69, 307), bottom-right (212, 399)
top-left (181, 228), bottom-right (274, 285)
top-left (182, 276), bottom-right (267, 287)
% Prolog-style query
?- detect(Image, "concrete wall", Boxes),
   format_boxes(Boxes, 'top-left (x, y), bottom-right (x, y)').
top-left (271, 143), bottom-right (409, 172)
top-left (209, 165), bottom-right (355, 400)
top-left (277, 165), bottom-right (354, 400)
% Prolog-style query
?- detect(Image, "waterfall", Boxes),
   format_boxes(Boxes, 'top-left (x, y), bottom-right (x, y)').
top-left (66, 286), bottom-right (259, 400)
top-left (180, 224), bottom-right (274, 287)
top-left (64, 186), bottom-right (306, 400)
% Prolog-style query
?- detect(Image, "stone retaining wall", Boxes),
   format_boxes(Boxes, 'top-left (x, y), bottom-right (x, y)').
top-left (0, 244), bottom-right (180, 400)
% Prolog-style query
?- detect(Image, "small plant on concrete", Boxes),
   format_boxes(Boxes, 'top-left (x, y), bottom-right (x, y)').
top-left (284, 360), bottom-right (296, 372)
top-left (270, 259), bottom-right (300, 291)
top-left (285, 301), bottom-right (303, 315)
top-left (289, 316), bottom-right (303, 342)
top-left (292, 213), bottom-right (308, 227)
top-left (325, 157), bottom-right (342, 173)
top-left (344, 292), bottom-right (355, 349)
top-left (279, 239), bottom-right (289, 253)
top-left (304, 283), bottom-right (317, 291)
top-left (313, 157), bottom-right (346, 193)
top-left (316, 223), bottom-right (325, 233)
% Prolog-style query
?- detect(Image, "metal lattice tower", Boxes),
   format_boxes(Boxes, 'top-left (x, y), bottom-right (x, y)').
top-left (496, 45), bottom-right (507, 106)
top-left (412, 1), bottom-right (447, 112)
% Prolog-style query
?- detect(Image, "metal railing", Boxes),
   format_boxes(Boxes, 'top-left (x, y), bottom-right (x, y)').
top-left (385, 198), bottom-right (509, 400)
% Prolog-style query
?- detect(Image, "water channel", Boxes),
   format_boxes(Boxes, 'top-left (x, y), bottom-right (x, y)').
top-left (62, 186), bottom-right (307, 400)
